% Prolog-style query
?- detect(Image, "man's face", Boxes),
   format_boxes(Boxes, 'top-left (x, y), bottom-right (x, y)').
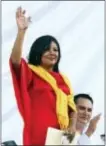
top-left (76, 98), bottom-right (93, 125)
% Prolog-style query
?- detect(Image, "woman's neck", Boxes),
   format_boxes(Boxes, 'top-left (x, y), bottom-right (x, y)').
top-left (41, 65), bottom-right (53, 72)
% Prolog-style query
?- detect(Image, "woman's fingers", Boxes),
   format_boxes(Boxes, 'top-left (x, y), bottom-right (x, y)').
top-left (28, 16), bottom-right (32, 23)
top-left (16, 7), bottom-right (26, 18)
top-left (70, 112), bottom-right (77, 119)
top-left (16, 7), bottom-right (20, 18)
top-left (22, 10), bottom-right (26, 15)
top-left (18, 6), bottom-right (22, 17)
top-left (16, 7), bottom-right (21, 18)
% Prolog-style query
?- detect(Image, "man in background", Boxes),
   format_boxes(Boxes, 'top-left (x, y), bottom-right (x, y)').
top-left (61, 93), bottom-right (103, 145)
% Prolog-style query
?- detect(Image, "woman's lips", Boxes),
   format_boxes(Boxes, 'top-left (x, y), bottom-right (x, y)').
top-left (47, 56), bottom-right (57, 60)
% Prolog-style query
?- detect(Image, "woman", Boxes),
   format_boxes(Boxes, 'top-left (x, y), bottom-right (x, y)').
top-left (9, 7), bottom-right (76, 145)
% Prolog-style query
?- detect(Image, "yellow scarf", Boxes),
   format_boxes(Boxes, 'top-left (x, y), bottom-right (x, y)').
top-left (28, 65), bottom-right (76, 130)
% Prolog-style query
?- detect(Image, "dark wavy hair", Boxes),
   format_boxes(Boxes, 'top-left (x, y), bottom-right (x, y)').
top-left (28, 35), bottom-right (61, 72)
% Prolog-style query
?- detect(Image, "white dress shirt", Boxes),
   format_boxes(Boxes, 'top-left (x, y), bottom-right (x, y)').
top-left (61, 130), bottom-right (104, 145)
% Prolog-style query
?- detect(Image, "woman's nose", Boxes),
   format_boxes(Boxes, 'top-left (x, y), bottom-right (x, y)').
top-left (49, 48), bottom-right (54, 54)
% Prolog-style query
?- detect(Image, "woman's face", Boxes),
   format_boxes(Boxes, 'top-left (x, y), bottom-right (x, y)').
top-left (41, 41), bottom-right (59, 70)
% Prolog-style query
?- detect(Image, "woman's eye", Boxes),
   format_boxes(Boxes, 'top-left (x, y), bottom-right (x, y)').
top-left (53, 48), bottom-right (58, 51)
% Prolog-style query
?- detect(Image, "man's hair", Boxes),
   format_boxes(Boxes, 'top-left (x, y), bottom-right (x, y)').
top-left (74, 93), bottom-right (93, 104)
